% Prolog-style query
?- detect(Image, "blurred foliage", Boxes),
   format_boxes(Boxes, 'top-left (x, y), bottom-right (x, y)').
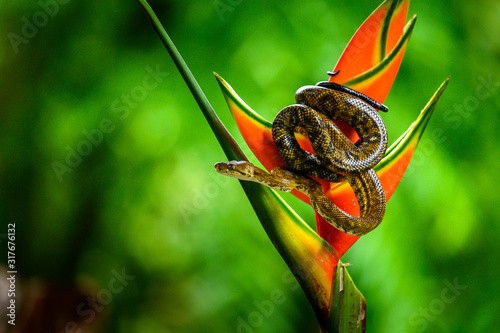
top-left (0, 0), bottom-right (499, 332)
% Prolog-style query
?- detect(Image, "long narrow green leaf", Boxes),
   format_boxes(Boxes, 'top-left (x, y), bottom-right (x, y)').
top-left (376, 77), bottom-right (450, 170)
top-left (135, 0), bottom-right (340, 327)
top-left (135, 0), bottom-right (244, 161)
top-left (329, 263), bottom-right (367, 333)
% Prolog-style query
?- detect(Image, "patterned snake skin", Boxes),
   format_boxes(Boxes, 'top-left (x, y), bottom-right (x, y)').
top-left (215, 81), bottom-right (388, 236)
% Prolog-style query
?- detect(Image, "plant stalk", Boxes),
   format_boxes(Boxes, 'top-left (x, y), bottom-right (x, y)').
top-left (135, 0), bottom-right (246, 162)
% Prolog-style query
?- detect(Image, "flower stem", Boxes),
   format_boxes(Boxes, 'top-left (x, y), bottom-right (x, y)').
top-left (135, 0), bottom-right (246, 162)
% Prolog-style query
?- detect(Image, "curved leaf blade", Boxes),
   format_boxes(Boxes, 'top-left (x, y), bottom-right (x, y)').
top-left (330, 0), bottom-right (412, 143)
top-left (215, 73), bottom-right (317, 204)
top-left (375, 77), bottom-right (450, 195)
top-left (332, 0), bottom-right (395, 82)
top-left (321, 78), bottom-right (450, 256)
top-left (340, 15), bottom-right (416, 104)
top-left (135, 0), bottom-right (340, 324)
top-left (329, 263), bottom-right (367, 333)
top-left (243, 183), bottom-right (339, 326)
top-left (331, 0), bottom-right (410, 89)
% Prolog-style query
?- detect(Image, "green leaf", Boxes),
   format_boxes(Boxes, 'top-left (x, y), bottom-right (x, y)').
top-left (136, 0), bottom-right (340, 326)
top-left (328, 262), bottom-right (367, 333)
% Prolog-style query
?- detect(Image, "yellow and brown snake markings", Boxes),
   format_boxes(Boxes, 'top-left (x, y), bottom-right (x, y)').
top-left (215, 80), bottom-right (389, 236)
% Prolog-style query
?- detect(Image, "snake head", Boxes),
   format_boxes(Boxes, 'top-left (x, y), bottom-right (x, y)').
top-left (214, 161), bottom-right (255, 181)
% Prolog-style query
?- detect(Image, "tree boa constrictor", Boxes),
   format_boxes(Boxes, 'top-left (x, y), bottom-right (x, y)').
top-left (215, 77), bottom-right (388, 236)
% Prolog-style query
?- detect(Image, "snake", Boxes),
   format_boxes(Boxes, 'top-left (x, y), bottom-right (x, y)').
top-left (215, 75), bottom-right (388, 236)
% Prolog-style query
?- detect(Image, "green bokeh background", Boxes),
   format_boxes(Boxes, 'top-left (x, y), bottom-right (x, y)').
top-left (1, 0), bottom-right (499, 332)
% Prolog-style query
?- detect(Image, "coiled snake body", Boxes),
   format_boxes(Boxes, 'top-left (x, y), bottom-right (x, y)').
top-left (215, 80), bottom-right (388, 236)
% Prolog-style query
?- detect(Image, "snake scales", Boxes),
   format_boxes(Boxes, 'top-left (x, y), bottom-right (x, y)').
top-left (215, 78), bottom-right (388, 236)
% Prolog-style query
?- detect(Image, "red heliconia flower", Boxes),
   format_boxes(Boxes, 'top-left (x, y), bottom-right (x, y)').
top-left (136, 0), bottom-right (448, 330)
top-left (213, 0), bottom-right (448, 328)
